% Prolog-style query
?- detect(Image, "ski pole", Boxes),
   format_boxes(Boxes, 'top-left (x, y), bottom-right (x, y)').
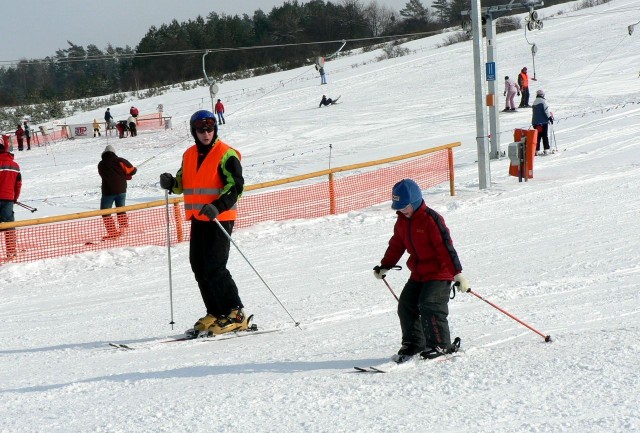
top-left (16, 201), bottom-right (37, 213)
top-left (378, 265), bottom-right (402, 301)
top-left (382, 278), bottom-right (399, 302)
top-left (213, 217), bottom-right (301, 329)
top-left (465, 287), bottom-right (551, 342)
top-left (551, 123), bottom-right (558, 152)
top-left (164, 191), bottom-right (175, 329)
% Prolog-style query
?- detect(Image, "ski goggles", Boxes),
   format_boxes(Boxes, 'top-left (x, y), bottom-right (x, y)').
top-left (193, 118), bottom-right (216, 133)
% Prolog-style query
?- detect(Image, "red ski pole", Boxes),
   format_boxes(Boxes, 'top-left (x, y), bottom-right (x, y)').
top-left (468, 288), bottom-right (552, 342)
top-left (382, 278), bottom-right (399, 302)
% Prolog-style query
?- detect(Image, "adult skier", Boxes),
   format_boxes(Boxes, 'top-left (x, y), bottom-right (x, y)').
top-left (531, 89), bottom-right (554, 155)
top-left (159, 110), bottom-right (249, 336)
top-left (373, 179), bottom-right (469, 362)
top-left (518, 67), bottom-right (530, 108)
top-left (0, 144), bottom-right (21, 259)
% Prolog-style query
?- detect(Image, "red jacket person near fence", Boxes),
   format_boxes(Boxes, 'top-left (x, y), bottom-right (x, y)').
top-left (0, 146), bottom-right (22, 259)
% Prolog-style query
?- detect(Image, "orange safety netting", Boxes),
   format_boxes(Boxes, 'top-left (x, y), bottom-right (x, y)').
top-left (0, 145), bottom-right (457, 265)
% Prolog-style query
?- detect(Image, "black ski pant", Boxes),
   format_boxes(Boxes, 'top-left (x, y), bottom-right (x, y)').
top-left (398, 279), bottom-right (452, 351)
top-left (189, 219), bottom-right (243, 318)
top-left (535, 124), bottom-right (550, 151)
top-left (519, 87), bottom-right (530, 107)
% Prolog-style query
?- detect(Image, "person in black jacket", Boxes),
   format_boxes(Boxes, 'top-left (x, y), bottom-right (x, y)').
top-left (98, 145), bottom-right (137, 239)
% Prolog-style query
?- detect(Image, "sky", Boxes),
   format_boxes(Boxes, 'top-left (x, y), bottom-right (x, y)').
top-left (1, 0), bottom-right (640, 432)
top-left (5, 0), bottom-right (410, 62)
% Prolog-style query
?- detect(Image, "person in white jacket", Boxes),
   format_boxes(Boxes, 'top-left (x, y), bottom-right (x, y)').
top-left (503, 76), bottom-right (520, 111)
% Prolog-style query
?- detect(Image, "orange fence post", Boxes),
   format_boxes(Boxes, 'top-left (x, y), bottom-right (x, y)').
top-left (328, 172), bottom-right (336, 215)
top-left (173, 202), bottom-right (184, 243)
top-left (447, 148), bottom-right (456, 196)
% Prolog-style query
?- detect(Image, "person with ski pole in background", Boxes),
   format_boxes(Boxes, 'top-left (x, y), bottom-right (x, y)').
top-left (373, 179), bottom-right (470, 363)
top-left (532, 89), bottom-right (554, 155)
top-left (0, 143), bottom-right (21, 259)
top-left (159, 110), bottom-right (249, 337)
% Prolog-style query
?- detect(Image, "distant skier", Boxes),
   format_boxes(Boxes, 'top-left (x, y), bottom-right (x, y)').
top-left (518, 67), bottom-right (530, 108)
top-left (373, 179), bottom-right (469, 363)
top-left (319, 95), bottom-right (340, 108)
top-left (532, 89), bottom-right (554, 155)
top-left (315, 56), bottom-right (327, 85)
top-left (503, 76), bottom-right (520, 112)
top-left (214, 99), bottom-right (225, 124)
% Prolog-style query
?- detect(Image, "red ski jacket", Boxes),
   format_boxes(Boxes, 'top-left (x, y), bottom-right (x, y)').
top-left (214, 101), bottom-right (224, 114)
top-left (0, 151), bottom-right (22, 201)
top-left (381, 202), bottom-right (462, 282)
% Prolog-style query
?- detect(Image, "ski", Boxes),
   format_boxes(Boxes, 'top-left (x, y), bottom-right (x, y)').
top-left (352, 366), bottom-right (387, 374)
top-left (109, 321), bottom-right (282, 350)
top-left (109, 342), bottom-right (134, 350)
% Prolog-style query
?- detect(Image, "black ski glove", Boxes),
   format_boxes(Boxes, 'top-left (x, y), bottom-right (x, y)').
top-left (549, 117), bottom-right (554, 124)
top-left (159, 173), bottom-right (175, 190)
top-left (199, 204), bottom-right (219, 220)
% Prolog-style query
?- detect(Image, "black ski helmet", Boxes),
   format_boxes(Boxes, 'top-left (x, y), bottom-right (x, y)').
top-left (189, 109), bottom-right (217, 142)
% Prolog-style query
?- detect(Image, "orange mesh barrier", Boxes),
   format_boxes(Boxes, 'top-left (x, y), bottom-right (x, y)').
top-left (0, 143), bottom-right (459, 264)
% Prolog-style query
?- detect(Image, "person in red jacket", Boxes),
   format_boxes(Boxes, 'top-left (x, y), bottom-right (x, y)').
top-left (98, 144), bottom-right (137, 238)
top-left (0, 145), bottom-right (22, 259)
top-left (15, 124), bottom-right (24, 151)
top-left (214, 99), bottom-right (225, 124)
top-left (129, 106), bottom-right (139, 118)
top-left (373, 179), bottom-right (470, 363)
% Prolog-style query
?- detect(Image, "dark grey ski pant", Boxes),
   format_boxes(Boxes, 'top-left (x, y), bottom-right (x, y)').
top-left (398, 279), bottom-right (452, 351)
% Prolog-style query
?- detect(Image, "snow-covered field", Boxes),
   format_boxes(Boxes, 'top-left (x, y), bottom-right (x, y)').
top-left (1, 1), bottom-right (639, 432)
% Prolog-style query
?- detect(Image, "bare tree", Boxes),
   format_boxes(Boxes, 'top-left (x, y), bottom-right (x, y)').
top-left (363, 1), bottom-right (397, 36)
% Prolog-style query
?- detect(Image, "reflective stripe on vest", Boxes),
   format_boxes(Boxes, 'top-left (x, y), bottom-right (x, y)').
top-left (182, 140), bottom-right (240, 222)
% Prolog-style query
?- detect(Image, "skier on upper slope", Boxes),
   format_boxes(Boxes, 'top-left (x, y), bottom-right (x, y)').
top-left (373, 179), bottom-right (470, 363)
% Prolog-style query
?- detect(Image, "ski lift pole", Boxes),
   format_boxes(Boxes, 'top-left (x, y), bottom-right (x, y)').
top-left (212, 218), bottom-right (301, 329)
top-left (325, 39), bottom-right (347, 60)
top-left (531, 44), bottom-right (538, 81)
top-left (465, 286), bottom-right (551, 342)
top-left (164, 191), bottom-right (175, 329)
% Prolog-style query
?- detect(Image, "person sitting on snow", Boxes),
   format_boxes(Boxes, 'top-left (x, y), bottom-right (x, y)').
top-left (319, 95), bottom-right (337, 108)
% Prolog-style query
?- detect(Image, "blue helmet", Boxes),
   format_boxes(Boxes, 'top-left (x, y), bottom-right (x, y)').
top-left (190, 110), bottom-right (217, 141)
top-left (391, 179), bottom-right (423, 211)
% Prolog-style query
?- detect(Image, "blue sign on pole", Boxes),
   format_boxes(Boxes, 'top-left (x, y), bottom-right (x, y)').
top-left (486, 62), bottom-right (496, 81)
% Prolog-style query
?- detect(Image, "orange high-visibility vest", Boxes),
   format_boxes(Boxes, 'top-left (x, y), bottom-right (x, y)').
top-left (182, 140), bottom-right (240, 222)
top-left (519, 71), bottom-right (529, 88)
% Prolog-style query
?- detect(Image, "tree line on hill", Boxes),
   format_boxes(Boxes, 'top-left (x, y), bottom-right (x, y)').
top-left (0, 0), bottom-right (575, 112)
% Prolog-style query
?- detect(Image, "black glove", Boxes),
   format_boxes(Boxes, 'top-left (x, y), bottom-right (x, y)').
top-left (373, 265), bottom-right (389, 280)
top-left (159, 173), bottom-right (174, 190)
top-left (199, 204), bottom-right (219, 220)
top-left (517, 92), bottom-right (520, 96)
top-left (549, 117), bottom-right (554, 124)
